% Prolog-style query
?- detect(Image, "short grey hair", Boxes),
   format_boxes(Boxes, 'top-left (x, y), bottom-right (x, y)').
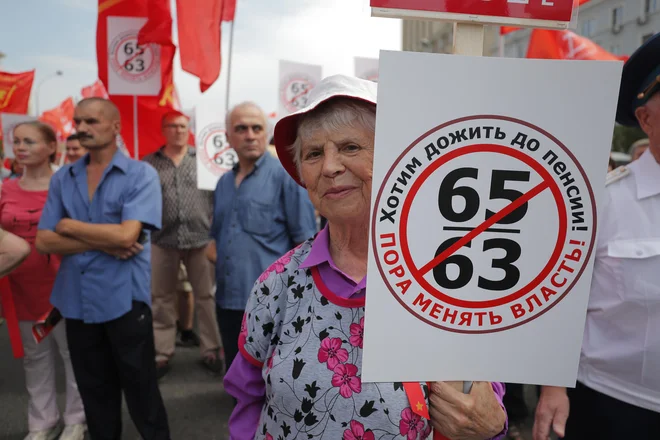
top-left (288, 98), bottom-right (376, 179)
top-left (225, 101), bottom-right (267, 130)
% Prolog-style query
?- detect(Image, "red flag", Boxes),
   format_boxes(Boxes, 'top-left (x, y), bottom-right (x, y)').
top-left (526, 29), bottom-right (621, 61)
top-left (81, 79), bottom-right (109, 99)
top-left (0, 277), bottom-right (24, 358)
top-left (138, 0), bottom-right (176, 48)
top-left (0, 70), bottom-right (35, 114)
top-left (222, 0), bottom-right (236, 22)
top-left (177, 0), bottom-right (223, 93)
top-left (500, 26), bottom-right (521, 35)
top-left (500, 0), bottom-right (591, 36)
top-left (40, 97), bottom-right (75, 142)
top-left (96, 0), bottom-right (180, 158)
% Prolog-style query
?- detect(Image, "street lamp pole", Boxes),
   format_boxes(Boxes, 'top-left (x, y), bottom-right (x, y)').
top-left (35, 70), bottom-right (63, 115)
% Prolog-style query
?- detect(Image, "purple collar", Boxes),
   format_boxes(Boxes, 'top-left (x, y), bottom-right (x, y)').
top-left (300, 225), bottom-right (367, 299)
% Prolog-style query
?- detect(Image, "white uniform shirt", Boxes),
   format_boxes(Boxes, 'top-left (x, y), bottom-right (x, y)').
top-left (578, 149), bottom-right (660, 412)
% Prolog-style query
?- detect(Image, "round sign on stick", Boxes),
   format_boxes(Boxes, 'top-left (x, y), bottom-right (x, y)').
top-left (106, 16), bottom-right (161, 96)
top-left (372, 115), bottom-right (596, 334)
top-left (198, 123), bottom-right (238, 175)
top-left (109, 32), bottom-right (159, 84)
top-left (280, 76), bottom-right (315, 113)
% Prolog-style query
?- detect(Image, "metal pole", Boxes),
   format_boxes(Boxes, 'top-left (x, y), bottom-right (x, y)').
top-left (133, 95), bottom-right (139, 159)
top-left (225, 21), bottom-right (235, 114)
top-left (35, 71), bottom-right (63, 116)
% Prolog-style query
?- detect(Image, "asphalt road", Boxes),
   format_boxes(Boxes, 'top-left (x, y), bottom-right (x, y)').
top-left (0, 323), bottom-right (541, 440)
top-left (0, 326), bottom-right (233, 440)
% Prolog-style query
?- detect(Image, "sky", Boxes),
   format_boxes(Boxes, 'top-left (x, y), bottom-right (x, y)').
top-left (0, 0), bottom-right (402, 116)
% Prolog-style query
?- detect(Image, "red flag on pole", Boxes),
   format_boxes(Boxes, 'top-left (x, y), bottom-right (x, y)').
top-left (222, 0), bottom-right (236, 22)
top-left (138, 0), bottom-right (175, 48)
top-left (177, 0), bottom-right (224, 93)
top-left (526, 29), bottom-right (622, 61)
top-left (0, 70), bottom-right (35, 114)
top-left (177, 0), bottom-right (236, 93)
top-left (81, 79), bottom-right (109, 99)
top-left (96, 0), bottom-right (180, 158)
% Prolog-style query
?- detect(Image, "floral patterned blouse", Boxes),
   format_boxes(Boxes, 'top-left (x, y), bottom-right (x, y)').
top-left (229, 234), bottom-right (506, 440)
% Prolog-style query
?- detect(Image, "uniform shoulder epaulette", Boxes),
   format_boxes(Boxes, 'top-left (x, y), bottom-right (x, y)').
top-left (606, 165), bottom-right (631, 186)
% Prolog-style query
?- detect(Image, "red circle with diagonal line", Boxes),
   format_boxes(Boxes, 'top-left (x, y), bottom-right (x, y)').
top-left (398, 144), bottom-right (567, 309)
top-left (371, 115), bottom-right (597, 333)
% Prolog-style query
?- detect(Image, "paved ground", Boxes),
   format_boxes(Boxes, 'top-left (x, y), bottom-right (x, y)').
top-left (0, 326), bottom-right (233, 440)
top-left (1, 322), bottom-right (544, 440)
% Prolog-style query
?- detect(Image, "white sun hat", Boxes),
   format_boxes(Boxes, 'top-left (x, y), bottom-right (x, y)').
top-left (273, 74), bottom-right (377, 187)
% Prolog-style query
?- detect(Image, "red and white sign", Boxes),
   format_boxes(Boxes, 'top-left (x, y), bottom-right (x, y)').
top-left (195, 102), bottom-right (238, 191)
top-left (371, 0), bottom-right (575, 28)
top-left (198, 124), bottom-right (237, 176)
top-left (362, 51), bottom-right (622, 386)
top-left (278, 60), bottom-right (322, 118)
top-left (372, 115), bottom-right (595, 334)
top-left (355, 57), bottom-right (379, 83)
top-left (107, 16), bottom-right (161, 96)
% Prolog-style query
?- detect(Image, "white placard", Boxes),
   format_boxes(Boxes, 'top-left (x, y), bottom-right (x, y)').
top-left (278, 60), bottom-right (322, 118)
top-left (362, 51), bottom-right (623, 387)
top-left (355, 57), bottom-right (379, 82)
top-left (195, 102), bottom-right (237, 191)
top-left (1, 113), bottom-right (38, 159)
top-left (107, 16), bottom-right (161, 96)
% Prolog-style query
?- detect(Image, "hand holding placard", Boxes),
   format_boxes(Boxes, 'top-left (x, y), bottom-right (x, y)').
top-left (429, 381), bottom-right (506, 440)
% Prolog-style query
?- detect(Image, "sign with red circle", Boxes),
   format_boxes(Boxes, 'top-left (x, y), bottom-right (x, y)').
top-left (106, 16), bottom-right (161, 96)
top-left (198, 123), bottom-right (238, 176)
top-left (280, 77), bottom-right (315, 113)
top-left (109, 32), bottom-right (159, 84)
top-left (371, 115), bottom-right (596, 333)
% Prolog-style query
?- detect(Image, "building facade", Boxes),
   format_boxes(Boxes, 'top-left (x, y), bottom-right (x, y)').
top-left (503, 0), bottom-right (660, 57)
top-left (403, 0), bottom-right (660, 58)
top-left (402, 20), bottom-right (501, 56)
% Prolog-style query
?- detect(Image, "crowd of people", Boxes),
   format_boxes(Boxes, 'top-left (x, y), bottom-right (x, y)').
top-left (0, 32), bottom-right (658, 440)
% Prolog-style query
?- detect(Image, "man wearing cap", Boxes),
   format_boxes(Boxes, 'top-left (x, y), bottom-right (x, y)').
top-left (533, 33), bottom-right (660, 440)
top-left (208, 102), bottom-right (317, 373)
top-left (143, 111), bottom-right (223, 379)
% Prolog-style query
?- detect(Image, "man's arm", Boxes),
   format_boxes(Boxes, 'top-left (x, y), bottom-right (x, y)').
top-left (56, 219), bottom-right (142, 250)
top-left (36, 170), bottom-right (94, 256)
top-left (0, 230), bottom-right (31, 277)
top-left (36, 229), bottom-right (93, 255)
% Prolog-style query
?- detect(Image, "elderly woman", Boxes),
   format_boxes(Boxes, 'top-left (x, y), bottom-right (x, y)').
top-left (224, 75), bottom-right (507, 440)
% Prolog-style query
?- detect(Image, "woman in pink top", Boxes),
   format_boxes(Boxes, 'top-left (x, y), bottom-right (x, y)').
top-left (224, 76), bottom-right (507, 440)
top-left (1, 121), bottom-right (86, 440)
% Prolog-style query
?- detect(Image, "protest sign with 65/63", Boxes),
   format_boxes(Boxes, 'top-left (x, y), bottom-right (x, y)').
top-left (372, 115), bottom-right (595, 334)
top-left (361, 50), bottom-right (622, 386)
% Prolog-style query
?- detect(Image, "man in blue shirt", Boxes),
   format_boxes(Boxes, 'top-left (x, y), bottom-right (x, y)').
top-left (36, 98), bottom-right (170, 440)
top-left (208, 102), bottom-right (317, 373)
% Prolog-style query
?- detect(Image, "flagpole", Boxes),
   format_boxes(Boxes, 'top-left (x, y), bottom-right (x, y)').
top-left (225, 21), bottom-right (235, 114)
top-left (133, 95), bottom-right (139, 159)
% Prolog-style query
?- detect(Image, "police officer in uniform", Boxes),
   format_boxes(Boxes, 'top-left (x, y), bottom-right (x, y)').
top-left (532, 32), bottom-right (660, 440)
